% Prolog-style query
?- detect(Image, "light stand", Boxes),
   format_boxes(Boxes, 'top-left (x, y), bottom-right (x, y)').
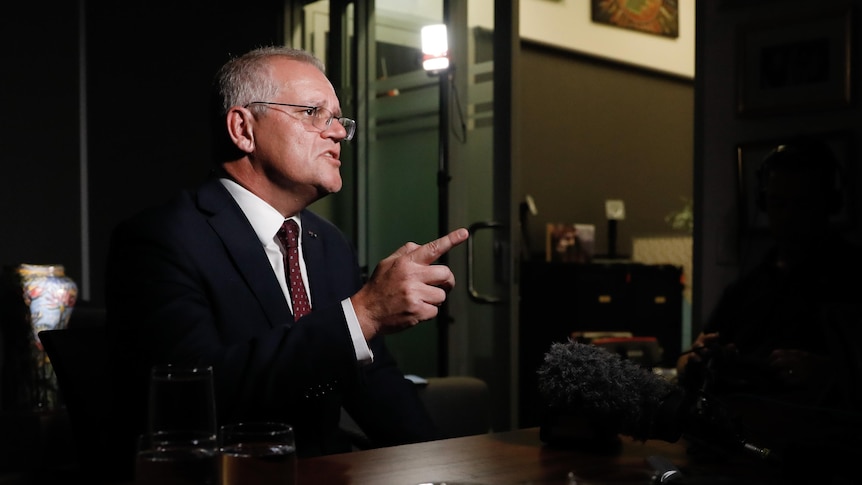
top-left (423, 23), bottom-right (452, 377)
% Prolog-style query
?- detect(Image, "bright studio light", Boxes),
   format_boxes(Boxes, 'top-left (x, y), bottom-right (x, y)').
top-left (421, 24), bottom-right (449, 72)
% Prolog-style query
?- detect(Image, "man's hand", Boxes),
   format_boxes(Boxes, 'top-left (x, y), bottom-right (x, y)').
top-left (352, 228), bottom-right (470, 339)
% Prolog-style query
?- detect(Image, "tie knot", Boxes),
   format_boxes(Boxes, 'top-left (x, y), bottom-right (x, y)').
top-left (278, 219), bottom-right (300, 248)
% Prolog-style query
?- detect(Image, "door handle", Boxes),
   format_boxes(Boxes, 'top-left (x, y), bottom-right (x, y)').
top-left (467, 221), bottom-right (506, 304)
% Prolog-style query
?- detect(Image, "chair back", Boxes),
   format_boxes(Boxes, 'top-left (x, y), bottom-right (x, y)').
top-left (418, 376), bottom-right (491, 438)
top-left (339, 375), bottom-right (492, 450)
top-left (38, 326), bottom-right (109, 479)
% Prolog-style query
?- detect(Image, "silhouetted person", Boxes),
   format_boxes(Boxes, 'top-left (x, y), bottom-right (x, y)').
top-left (677, 135), bottom-right (862, 482)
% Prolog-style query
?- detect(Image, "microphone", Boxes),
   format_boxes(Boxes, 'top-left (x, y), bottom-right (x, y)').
top-left (536, 340), bottom-right (774, 462)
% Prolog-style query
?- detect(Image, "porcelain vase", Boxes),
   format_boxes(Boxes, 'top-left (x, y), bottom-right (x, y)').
top-left (1, 264), bottom-right (78, 411)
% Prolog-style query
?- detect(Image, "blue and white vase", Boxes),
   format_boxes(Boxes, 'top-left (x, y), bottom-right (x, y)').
top-left (18, 264), bottom-right (78, 344)
top-left (2, 264), bottom-right (78, 411)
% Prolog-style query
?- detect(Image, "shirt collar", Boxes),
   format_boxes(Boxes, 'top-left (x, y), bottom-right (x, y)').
top-left (219, 178), bottom-right (301, 245)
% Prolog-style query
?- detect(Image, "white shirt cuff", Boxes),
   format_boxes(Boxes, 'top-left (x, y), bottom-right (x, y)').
top-left (341, 299), bottom-right (374, 364)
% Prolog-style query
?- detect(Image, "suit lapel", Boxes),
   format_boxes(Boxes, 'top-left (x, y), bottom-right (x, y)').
top-left (197, 179), bottom-right (292, 327)
top-left (299, 211), bottom-right (327, 308)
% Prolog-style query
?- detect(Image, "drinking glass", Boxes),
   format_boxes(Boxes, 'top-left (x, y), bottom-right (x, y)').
top-left (135, 431), bottom-right (218, 485)
top-left (148, 364), bottom-right (217, 440)
top-left (137, 364), bottom-right (219, 484)
top-left (218, 422), bottom-right (297, 485)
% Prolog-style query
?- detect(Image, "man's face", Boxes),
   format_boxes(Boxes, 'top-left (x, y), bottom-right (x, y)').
top-left (250, 58), bottom-right (348, 199)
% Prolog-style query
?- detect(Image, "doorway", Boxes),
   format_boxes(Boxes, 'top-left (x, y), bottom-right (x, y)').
top-left (293, 0), bottom-right (519, 432)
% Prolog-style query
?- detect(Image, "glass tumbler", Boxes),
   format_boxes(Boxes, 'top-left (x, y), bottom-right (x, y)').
top-left (218, 422), bottom-right (297, 485)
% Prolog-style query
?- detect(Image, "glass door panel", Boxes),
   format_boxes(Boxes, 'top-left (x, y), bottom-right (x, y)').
top-left (296, 0), bottom-right (516, 432)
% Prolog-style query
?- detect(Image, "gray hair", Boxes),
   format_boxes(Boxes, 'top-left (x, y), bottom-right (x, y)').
top-left (214, 46), bottom-right (326, 115)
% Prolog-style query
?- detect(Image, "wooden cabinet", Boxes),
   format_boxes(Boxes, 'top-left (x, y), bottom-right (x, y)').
top-left (518, 261), bottom-right (684, 427)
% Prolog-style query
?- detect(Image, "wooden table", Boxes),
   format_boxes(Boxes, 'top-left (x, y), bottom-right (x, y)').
top-left (297, 427), bottom-right (773, 484)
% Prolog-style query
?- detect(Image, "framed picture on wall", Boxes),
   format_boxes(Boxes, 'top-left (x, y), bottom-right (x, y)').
top-left (736, 131), bottom-right (854, 233)
top-left (546, 223), bottom-right (595, 263)
top-left (590, 0), bottom-right (679, 38)
top-left (735, 7), bottom-right (852, 117)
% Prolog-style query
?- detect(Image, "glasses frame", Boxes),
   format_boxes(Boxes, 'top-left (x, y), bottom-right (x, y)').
top-left (244, 101), bottom-right (355, 141)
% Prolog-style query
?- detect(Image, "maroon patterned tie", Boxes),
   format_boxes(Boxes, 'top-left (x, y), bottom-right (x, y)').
top-left (277, 219), bottom-right (311, 320)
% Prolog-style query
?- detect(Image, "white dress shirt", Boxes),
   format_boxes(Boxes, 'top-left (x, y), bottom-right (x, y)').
top-left (220, 178), bottom-right (373, 363)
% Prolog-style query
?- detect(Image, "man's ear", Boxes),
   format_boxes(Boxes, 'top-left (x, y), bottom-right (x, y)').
top-left (226, 107), bottom-right (255, 154)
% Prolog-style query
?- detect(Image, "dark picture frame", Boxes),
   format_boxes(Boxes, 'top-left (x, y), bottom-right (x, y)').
top-left (736, 131), bottom-right (854, 233)
top-left (735, 7), bottom-right (852, 117)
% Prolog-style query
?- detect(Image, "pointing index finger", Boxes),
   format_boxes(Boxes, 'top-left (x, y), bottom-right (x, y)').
top-left (410, 228), bottom-right (469, 265)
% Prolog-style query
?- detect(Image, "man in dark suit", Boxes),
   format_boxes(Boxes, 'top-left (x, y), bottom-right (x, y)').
top-left (105, 46), bottom-right (468, 479)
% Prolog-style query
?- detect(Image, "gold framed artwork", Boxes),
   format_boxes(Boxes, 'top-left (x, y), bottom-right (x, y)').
top-left (590, 0), bottom-right (679, 39)
top-left (735, 7), bottom-right (852, 117)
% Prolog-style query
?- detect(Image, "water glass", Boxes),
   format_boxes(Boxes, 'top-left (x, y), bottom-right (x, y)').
top-left (218, 422), bottom-right (297, 485)
top-left (148, 364), bottom-right (217, 439)
top-left (135, 431), bottom-right (218, 485)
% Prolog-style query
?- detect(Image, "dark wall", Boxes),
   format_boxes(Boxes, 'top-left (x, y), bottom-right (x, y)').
top-left (86, 2), bottom-right (285, 306)
top-left (518, 43), bottom-right (694, 260)
top-left (2, 3), bottom-right (82, 284)
top-left (1, 2), bottom-right (284, 305)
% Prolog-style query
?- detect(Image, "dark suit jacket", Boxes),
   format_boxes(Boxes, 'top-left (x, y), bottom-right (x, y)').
top-left (105, 177), bottom-right (437, 477)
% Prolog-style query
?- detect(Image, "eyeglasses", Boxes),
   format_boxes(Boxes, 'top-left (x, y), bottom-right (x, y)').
top-left (245, 101), bottom-right (356, 141)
